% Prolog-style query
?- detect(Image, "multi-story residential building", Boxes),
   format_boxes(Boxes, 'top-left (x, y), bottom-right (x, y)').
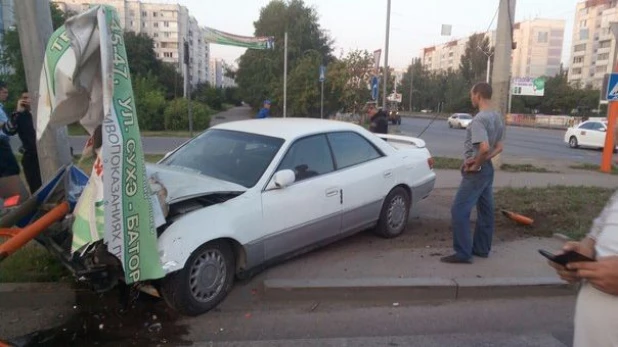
top-left (420, 18), bottom-right (564, 79)
top-left (209, 58), bottom-right (236, 88)
top-left (512, 19), bottom-right (564, 78)
top-left (53, 0), bottom-right (209, 86)
top-left (568, 0), bottom-right (618, 89)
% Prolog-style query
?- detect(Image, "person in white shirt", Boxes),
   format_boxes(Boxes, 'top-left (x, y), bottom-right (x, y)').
top-left (549, 191), bottom-right (618, 347)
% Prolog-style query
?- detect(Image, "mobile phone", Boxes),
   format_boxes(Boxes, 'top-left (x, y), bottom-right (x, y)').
top-left (538, 249), bottom-right (595, 266)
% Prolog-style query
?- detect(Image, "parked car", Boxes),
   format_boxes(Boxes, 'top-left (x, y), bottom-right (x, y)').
top-left (148, 118), bottom-right (436, 315)
top-left (448, 113), bottom-right (473, 129)
top-left (564, 120), bottom-right (617, 151)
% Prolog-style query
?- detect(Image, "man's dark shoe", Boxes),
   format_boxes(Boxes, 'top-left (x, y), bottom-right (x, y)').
top-left (440, 254), bottom-right (472, 264)
top-left (472, 251), bottom-right (489, 258)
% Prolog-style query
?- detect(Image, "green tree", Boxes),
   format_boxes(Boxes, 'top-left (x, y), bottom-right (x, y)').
top-left (164, 98), bottom-right (212, 131)
top-left (459, 33), bottom-right (493, 85)
top-left (124, 32), bottom-right (160, 79)
top-left (133, 74), bottom-right (166, 131)
top-left (0, 3), bottom-right (70, 101)
top-left (236, 0), bottom-right (334, 115)
top-left (324, 49), bottom-right (373, 115)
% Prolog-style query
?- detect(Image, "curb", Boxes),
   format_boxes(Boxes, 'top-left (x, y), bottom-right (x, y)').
top-left (263, 277), bottom-right (575, 302)
top-left (0, 282), bottom-right (75, 309)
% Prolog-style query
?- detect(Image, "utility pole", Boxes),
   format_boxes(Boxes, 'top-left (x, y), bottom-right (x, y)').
top-left (490, 0), bottom-right (516, 168)
top-left (184, 40), bottom-right (193, 137)
top-left (15, 0), bottom-right (71, 183)
top-left (382, 0), bottom-right (391, 110)
top-left (408, 60), bottom-right (414, 112)
top-left (283, 31), bottom-right (288, 118)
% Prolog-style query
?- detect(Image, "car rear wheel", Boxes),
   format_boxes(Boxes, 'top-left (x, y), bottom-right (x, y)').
top-left (375, 187), bottom-right (411, 239)
top-left (160, 240), bottom-right (235, 316)
top-left (569, 136), bottom-right (579, 148)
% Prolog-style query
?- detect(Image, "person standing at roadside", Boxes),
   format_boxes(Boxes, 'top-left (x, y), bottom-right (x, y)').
top-left (0, 82), bottom-right (21, 180)
top-left (3, 91), bottom-right (42, 193)
top-left (366, 102), bottom-right (388, 134)
top-left (256, 100), bottom-right (271, 119)
top-left (441, 82), bottom-right (505, 264)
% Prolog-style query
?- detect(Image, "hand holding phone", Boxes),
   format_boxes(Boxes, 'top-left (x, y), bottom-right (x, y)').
top-left (539, 249), bottom-right (595, 266)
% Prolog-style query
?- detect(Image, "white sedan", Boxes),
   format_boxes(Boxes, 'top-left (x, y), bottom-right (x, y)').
top-left (448, 113), bottom-right (473, 129)
top-left (147, 118), bottom-right (436, 315)
top-left (564, 120), bottom-right (616, 150)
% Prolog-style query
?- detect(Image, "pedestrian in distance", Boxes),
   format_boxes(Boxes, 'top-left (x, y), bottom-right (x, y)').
top-left (3, 91), bottom-right (42, 193)
top-left (0, 81), bottom-right (28, 201)
top-left (366, 101), bottom-right (388, 134)
top-left (256, 100), bottom-right (271, 119)
top-left (441, 82), bottom-right (505, 264)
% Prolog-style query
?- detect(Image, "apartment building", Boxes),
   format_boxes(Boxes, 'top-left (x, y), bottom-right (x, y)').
top-left (568, 0), bottom-right (618, 89)
top-left (54, 0), bottom-right (210, 86)
top-left (209, 59), bottom-right (236, 88)
top-left (420, 18), bottom-right (564, 79)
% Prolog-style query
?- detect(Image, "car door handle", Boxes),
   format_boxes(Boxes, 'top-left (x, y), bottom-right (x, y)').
top-left (326, 188), bottom-right (339, 197)
top-left (383, 171), bottom-right (393, 178)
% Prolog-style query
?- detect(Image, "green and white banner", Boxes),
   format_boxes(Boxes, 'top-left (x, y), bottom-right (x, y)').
top-left (36, 5), bottom-right (164, 284)
top-left (204, 27), bottom-right (274, 50)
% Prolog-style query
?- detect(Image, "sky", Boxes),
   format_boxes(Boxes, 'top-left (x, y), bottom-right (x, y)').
top-left (172, 0), bottom-right (580, 70)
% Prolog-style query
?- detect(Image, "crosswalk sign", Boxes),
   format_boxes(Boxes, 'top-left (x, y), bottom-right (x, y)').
top-left (607, 73), bottom-right (618, 101)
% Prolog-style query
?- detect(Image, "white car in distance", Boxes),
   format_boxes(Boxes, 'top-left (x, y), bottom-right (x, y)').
top-left (564, 120), bottom-right (617, 150)
top-left (147, 118), bottom-right (436, 316)
top-left (448, 113), bottom-right (473, 129)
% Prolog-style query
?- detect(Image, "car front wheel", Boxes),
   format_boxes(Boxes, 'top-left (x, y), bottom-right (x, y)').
top-left (375, 187), bottom-right (411, 239)
top-left (160, 240), bottom-right (235, 316)
top-left (569, 136), bottom-right (579, 148)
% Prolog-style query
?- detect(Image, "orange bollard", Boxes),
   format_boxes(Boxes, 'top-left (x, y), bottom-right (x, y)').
top-left (0, 201), bottom-right (69, 261)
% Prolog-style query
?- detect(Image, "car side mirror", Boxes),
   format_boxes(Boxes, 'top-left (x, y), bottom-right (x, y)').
top-left (272, 169), bottom-right (296, 189)
top-left (601, 128), bottom-right (607, 132)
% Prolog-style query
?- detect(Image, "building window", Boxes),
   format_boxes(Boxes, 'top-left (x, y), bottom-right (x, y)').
top-left (154, 22), bottom-right (158, 27)
top-left (573, 56), bottom-right (584, 64)
top-left (572, 67), bottom-right (582, 75)
top-left (141, 11), bottom-right (147, 17)
top-left (597, 65), bottom-right (607, 73)
top-left (142, 21), bottom-right (146, 28)
top-left (153, 12), bottom-right (157, 17)
top-left (153, 33), bottom-right (159, 37)
top-left (164, 32), bottom-right (170, 38)
top-left (129, 10), bottom-right (135, 17)
top-left (164, 21), bottom-right (169, 27)
top-left (574, 43), bottom-right (586, 52)
top-left (599, 40), bottom-right (611, 48)
top-left (164, 52), bottom-right (173, 58)
top-left (598, 52), bottom-right (610, 60)
top-left (579, 28), bottom-right (589, 40)
top-left (130, 20), bottom-right (134, 27)
top-left (537, 32), bottom-right (549, 43)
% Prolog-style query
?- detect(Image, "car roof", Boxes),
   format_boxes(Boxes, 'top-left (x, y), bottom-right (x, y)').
top-left (211, 118), bottom-right (365, 140)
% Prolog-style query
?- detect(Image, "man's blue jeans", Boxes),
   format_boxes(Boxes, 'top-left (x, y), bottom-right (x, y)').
top-left (451, 162), bottom-right (495, 261)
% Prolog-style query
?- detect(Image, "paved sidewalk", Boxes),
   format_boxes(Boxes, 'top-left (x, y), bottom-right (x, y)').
top-left (435, 169), bottom-right (618, 189)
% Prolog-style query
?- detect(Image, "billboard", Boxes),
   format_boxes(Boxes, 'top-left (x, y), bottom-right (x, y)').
top-left (512, 77), bottom-right (545, 96)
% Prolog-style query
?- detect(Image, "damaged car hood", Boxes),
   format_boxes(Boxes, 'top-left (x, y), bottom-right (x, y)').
top-left (146, 164), bottom-right (247, 204)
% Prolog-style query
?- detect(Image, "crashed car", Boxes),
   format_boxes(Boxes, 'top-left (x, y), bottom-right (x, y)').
top-left (148, 118), bottom-right (436, 315)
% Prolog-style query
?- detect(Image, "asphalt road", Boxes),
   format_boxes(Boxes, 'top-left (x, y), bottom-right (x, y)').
top-left (398, 117), bottom-right (604, 165)
top-left (187, 295), bottom-right (575, 346)
top-left (58, 109), bottom-right (604, 165)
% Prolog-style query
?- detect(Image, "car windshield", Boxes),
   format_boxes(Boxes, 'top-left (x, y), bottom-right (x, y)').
top-left (160, 129), bottom-right (285, 188)
top-left (458, 114), bottom-right (472, 119)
